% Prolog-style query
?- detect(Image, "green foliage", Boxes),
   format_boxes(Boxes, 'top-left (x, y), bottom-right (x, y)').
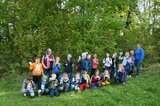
top-left (0, 0), bottom-right (159, 74)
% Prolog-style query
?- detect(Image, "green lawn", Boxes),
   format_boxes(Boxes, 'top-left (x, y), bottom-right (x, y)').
top-left (0, 64), bottom-right (160, 106)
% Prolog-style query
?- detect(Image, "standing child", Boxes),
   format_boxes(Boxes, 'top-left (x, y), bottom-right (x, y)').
top-left (91, 70), bottom-right (101, 88)
top-left (64, 54), bottom-right (74, 80)
top-left (49, 73), bottom-right (60, 97)
top-left (130, 50), bottom-right (135, 75)
top-left (78, 52), bottom-right (87, 75)
top-left (103, 53), bottom-right (112, 72)
top-left (91, 54), bottom-right (99, 76)
top-left (79, 71), bottom-right (89, 91)
top-left (21, 76), bottom-right (36, 97)
top-left (118, 52), bottom-right (124, 64)
top-left (59, 72), bottom-right (70, 92)
top-left (42, 48), bottom-right (55, 77)
top-left (115, 64), bottom-right (127, 85)
top-left (71, 72), bottom-right (81, 91)
top-left (29, 57), bottom-right (44, 96)
top-left (122, 52), bottom-right (132, 78)
top-left (52, 57), bottom-right (62, 79)
top-left (100, 70), bottom-right (110, 86)
top-left (41, 75), bottom-right (49, 95)
top-left (85, 54), bottom-right (92, 74)
top-left (111, 52), bottom-right (118, 78)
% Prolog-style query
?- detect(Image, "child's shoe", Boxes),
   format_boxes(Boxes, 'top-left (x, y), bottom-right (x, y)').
top-left (38, 90), bottom-right (41, 96)
top-left (23, 93), bottom-right (26, 97)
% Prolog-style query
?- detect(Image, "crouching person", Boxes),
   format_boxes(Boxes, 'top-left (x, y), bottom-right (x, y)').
top-left (91, 70), bottom-right (101, 88)
top-left (21, 76), bottom-right (36, 97)
top-left (59, 72), bottom-right (70, 92)
top-left (79, 71), bottom-right (89, 91)
top-left (49, 73), bottom-right (60, 97)
top-left (100, 70), bottom-right (110, 86)
top-left (115, 64), bottom-right (127, 85)
top-left (41, 75), bottom-right (49, 95)
top-left (71, 72), bottom-right (81, 91)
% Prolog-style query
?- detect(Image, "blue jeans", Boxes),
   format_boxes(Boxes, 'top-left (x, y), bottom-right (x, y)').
top-left (23, 89), bottom-right (35, 97)
top-left (49, 88), bottom-right (59, 97)
top-left (67, 72), bottom-right (72, 80)
top-left (136, 61), bottom-right (142, 76)
top-left (92, 81), bottom-right (101, 88)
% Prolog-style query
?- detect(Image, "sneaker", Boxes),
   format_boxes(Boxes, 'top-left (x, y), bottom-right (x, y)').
top-left (136, 76), bottom-right (139, 78)
top-left (23, 93), bottom-right (26, 97)
top-left (38, 90), bottom-right (41, 96)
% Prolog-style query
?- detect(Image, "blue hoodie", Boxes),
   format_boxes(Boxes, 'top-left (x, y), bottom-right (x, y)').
top-left (135, 48), bottom-right (144, 62)
top-left (52, 63), bottom-right (62, 74)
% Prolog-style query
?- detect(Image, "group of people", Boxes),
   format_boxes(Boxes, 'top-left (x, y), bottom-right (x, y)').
top-left (21, 43), bottom-right (144, 97)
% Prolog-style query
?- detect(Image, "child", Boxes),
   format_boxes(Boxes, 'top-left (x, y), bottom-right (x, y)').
top-left (49, 73), bottom-right (60, 97)
top-left (91, 70), bottom-right (101, 88)
top-left (78, 52), bottom-right (87, 75)
top-left (130, 50), bottom-right (135, 75)
top-left (91, 54), bottom-right (99, 76)
top-left (41, 75), bottom-right (49, 95)
top-left (59, 72), bottom-right (70, 92)
top-left (64, 54), bottom-right (74, 80)
top-left (79, 71), bottom-right (89, 91)
top-left (76, 56), bottom-right (81, 72)
top-left (85, 54), bottom-right (92, 74)
top-left (52, 57), bottom-right (62, 79)
top-left (29, 57), bottom-right (44, 96)
top-left (71, 72), bottom-right (81, 90)
top-left (111, 52), bottom-right (118, 78)
top-left (118, 52), bottom-right (124, 63)
top-left (21, 76), bottom-right (36, 97)
top-left (100, 70), bottom-right (110, 86)
top-left (115, 64), bottom-right (127, 85)
top-left (42, 48), bottom-right (55, 77)
top-left (103, 53), bottom-right (112, 72)
top-left (122, 52), bottom-right (132, 78)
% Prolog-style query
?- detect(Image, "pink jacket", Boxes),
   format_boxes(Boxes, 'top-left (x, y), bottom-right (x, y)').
top-left (91, 58), bottom-right (99, 69)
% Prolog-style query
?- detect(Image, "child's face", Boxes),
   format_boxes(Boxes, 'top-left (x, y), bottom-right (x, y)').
top-left (47, 49), bottom-right (52, 55)
top-left (76, 73), bottom-right (80, 78)
top-left (35, 58), bottom-right (40, 63)
top-left (95, 71), bottom-right (99, 76)
top-left (56, 57), bottom-right (60, 63)
top-left (51, 74), bottom-right (56, 80)
top-left (63, 74), bottom-right (68, 80)
top-left (130, 50), bottom-right (134, 55)
top-left (106, 53), bottom-right (109, 57)
top-left (120, 52), bottom-right (123, 56)
top-left (104, 71), bottom-right (109, 75)
top-left (93, 54), bottom-right (97, 58)
top-left (125, 52), bottom-right (129, 57)
top-left (87, 55), bottom-right (91, 59)
top-left (119, 64), bottom-right (124, 69)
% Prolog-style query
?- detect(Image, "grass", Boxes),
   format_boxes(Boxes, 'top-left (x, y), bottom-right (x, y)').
top-left (0, 64), bottom-right (160, 106)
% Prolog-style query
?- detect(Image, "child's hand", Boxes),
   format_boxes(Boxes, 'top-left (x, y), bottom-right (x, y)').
top-left (29, 62), bottom-right (32, 65)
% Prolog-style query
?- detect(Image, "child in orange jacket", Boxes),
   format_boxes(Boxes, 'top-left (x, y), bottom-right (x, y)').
top-left (29, 57), bottom-right (44, 96)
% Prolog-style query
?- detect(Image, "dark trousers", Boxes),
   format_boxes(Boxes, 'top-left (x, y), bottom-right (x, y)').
top-left (44, 69), bottom-right (52, 77)
top-left (91, 68), bottom-right (97, 76)
top-left (49, 88), bottom-right (59, 97)
top-left (136, 61), bottom-right (142, 76)
top-left (33, 75), bottom-right (41, 90)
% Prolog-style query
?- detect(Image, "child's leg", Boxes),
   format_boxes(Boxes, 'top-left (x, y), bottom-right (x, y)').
top-left (54, 88), bottom-right (60, 97)
top-left (96, 81), bottom-right (101, 87)
top-left (84, 84), bottom-right (89, 89)
top-left (37, 76), bottom-right (42, 90)
top-left (71, 84), bottom-right (75, 90)
top-left (64, 83), bottom-right (70, 92)
top-left (29, 89), bottom-right (35, 97)
top-left (100, 81), bottom-right (106, 86)
top-left (136, 61), bottom-right (141, 77)
top-left (104, 80), bottom-right (110, 85)
top-left (80, 84), bottom-right (84, 91)
top-left (49, 88), bottom-right (55, 97)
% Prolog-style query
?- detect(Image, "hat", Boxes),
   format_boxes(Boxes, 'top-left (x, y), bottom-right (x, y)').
top-left (42, 75), bottom-right (48, 81)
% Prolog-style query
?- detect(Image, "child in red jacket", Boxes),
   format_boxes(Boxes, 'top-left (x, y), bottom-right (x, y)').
top-left (91, 70), bottom-right (101, 88)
